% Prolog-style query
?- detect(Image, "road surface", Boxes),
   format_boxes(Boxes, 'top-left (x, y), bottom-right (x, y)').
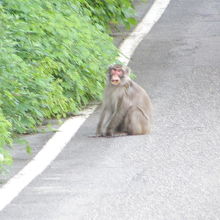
top-left (1, 0), bottom-right (220, 219)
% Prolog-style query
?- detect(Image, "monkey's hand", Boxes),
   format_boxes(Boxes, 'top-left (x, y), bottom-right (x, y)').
top-left (105, 129), bottom-right (114, 137)
top-left (96, 127), bottom-right (101, 136)
top-left (96, 129), bottom-right (105, 137)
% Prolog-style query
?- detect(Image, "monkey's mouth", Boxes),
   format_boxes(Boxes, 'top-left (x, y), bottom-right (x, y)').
top-left (111, 80), bottom-right (120, 85)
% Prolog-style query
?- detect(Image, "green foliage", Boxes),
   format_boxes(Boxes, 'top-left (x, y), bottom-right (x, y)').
top-left (80, 0), bottom-right (137, 31)
top-left (0, 108), bottom-right (13, 172)
top-left (0, 0), bottom-right (118, 133)
top-left (0, 9), bottom-right (68, 133)
top-left (0, 0), bottom-right (136, 170)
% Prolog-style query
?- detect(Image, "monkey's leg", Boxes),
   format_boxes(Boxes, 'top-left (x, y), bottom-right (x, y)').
top-left (105, 111), bottom-right (125, 136)
top-left (125, 107), bottom-right (150, 135)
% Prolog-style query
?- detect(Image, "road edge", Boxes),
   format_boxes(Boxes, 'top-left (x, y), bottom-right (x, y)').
top-left (0, 0), bottom-right (171, 211)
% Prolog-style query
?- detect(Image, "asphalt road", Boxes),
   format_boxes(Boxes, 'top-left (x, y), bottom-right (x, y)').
top-left (1, 0), bottom-right (220, 219)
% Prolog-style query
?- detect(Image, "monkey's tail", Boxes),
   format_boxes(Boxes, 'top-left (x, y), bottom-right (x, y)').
top-left (137, 106), bottom-right (150, 121)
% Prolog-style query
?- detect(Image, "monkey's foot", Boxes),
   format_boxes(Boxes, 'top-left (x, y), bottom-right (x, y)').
top-left (88, 132), bottom-right (127, 138)
top-left (112, 132), bottom-right (128, 137)
top-left (88, 134), bottom-right (103, 138)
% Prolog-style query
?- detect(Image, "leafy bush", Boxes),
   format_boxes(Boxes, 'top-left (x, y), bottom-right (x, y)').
top-left (0, 107), bottom-right (13, 171)
top-left (0, 1), bottom-right (118, 134)
top-left (0, 6), bottom-right (70, 133)
top-left (80, 0), bottom-right (137, 31)
top-left (0, 0), bottom-right (136, 170)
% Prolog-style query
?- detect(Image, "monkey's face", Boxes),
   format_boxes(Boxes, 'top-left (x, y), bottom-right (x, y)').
top-left (107, 64), bottom-right (130, 87)
top-left (110, 68), bottom-right (124, 86)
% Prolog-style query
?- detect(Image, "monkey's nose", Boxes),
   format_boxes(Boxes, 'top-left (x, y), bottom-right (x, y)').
top-left (111, 79), bottom-right (120, 85)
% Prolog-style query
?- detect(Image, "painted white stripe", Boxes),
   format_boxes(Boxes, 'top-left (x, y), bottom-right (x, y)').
top-left (0, 106), bottom-right (96, 211)
top-left (0, 0), bottom-right (171, 212)
top-left (119, 0), bottom-right (171, 64)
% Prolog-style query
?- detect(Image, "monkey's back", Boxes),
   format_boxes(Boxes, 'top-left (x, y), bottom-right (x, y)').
top-left (127, 80), bottom-right (152, 113)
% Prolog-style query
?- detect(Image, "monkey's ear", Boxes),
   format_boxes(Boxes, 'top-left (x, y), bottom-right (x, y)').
top-left (124, 66), bottom-right (131, 75)
top-left (107, 65), bottom-right (113, 74)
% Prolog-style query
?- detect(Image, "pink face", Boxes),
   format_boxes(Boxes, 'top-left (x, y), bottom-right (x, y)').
top-left (110, 68), bottom-right (123, 85)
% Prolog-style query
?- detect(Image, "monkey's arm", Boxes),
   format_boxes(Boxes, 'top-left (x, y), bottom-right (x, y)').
top-left (96, 106), bottom-right (106, 136)
top-left (105, 97), bottom-right (125, 136)
top-left (96, 105), bottom-right (113, 136)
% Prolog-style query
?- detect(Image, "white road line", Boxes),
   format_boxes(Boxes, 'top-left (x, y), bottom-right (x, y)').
top-left (0, 0), bottom-right (171, 212)
top-left (0, 106), bottom-right (96, 211)
top-left (119, 0), bottom-right (171, 64)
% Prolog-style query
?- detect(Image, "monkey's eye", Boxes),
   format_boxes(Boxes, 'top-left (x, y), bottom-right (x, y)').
top-left (112, 69), bottom-right (123, 75)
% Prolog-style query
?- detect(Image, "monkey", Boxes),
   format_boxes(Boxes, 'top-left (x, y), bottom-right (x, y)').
top-left (96, 64), bottom-right (152, 137)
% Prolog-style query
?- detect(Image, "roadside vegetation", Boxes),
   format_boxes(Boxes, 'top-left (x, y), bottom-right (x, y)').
top-left (0, 0), bottom-right (136, 171)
